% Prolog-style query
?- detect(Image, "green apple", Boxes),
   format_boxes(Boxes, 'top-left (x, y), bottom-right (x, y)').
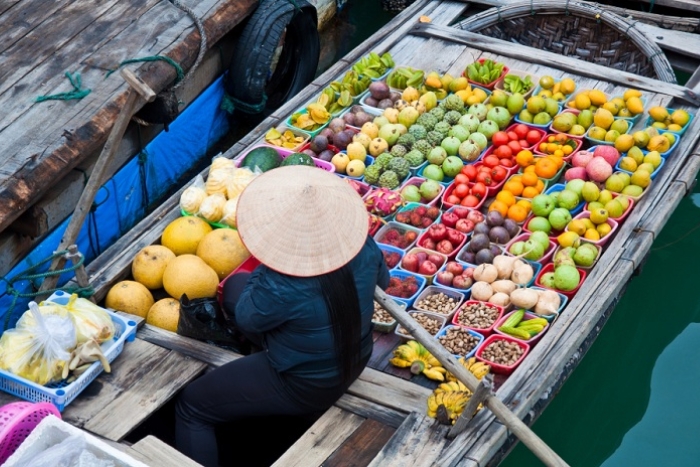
top-left (531, 194), bottom-right (556, 217)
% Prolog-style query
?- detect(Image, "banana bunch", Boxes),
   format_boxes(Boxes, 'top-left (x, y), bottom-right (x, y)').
top-left (502, 74), bottom-right (533, 94)
top-left (497, 309), bottom-right (548, 340)
top-left (352, 51), bottom-right (394, 79)
top-left (386, 66), bottom-right (425, 90)
top-left (389, 340), bottom-right (447, 381)
top-left (465, 59), bottom-right (505, 85)
top-left (427, 382), bottom-right (473, 424)
top-left (316, 87), bottom-right (353, 115)
top-left (330, 71), bottom-right (371, 98)
top-left (446, 357), bottom-right (490, 382)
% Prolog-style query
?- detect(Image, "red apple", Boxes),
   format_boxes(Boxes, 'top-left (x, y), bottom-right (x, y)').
top-left (441, 211), bottom-right (459, 228)
top-left (418, 260), bottom-right (438, 275)
top-left (415, 251), bottom-right (428, 264)
top-left (452, 207), bottom-right (471, 219)
top-left (526, 130), bottom-right (542, 145)
top-left (436, 239), bottom-right (454, 255)
top-left (401, 253), bottom-right (419, 272)
top-left (455, 218), bottom-right (475, 234)
top-left (445, 261), bottom-right (464, 275)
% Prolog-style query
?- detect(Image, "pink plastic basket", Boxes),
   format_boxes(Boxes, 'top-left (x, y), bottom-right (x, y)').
top-left (0, 402), bottom-right (60, 463)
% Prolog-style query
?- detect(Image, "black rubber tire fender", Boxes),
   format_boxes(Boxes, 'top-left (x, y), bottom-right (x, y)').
top-left (224, 0), bottom-right (320, 115)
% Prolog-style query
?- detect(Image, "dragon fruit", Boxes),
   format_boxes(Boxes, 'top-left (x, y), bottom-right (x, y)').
top-left (364, 188), bottom-right (404, 217)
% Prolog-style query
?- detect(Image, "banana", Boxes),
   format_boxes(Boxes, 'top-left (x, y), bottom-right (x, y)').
top-left (469, 362), bottom-right (491, 380)
top-left (423, 368), bottom-right (446, 381)
top-left (389, 357), bottom-right (412, 368)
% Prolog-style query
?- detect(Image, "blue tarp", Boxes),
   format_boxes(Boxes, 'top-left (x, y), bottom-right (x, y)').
top-left (0, 76), bottom-right (230, 330)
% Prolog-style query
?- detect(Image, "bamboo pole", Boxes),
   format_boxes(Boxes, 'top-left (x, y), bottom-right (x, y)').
top-left (374, 286), bottom-right (570, 467)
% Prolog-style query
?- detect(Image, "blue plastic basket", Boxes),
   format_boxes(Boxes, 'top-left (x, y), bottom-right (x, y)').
top-left (644, 107), bottom-right (694, 136)
top-left (386, 270), bottom-right (427, 307)
top-left (0, 291), bottom-right (137, 411)
top-left (435, 326), bottom-right (484, 359)
top-left (545, 183), bottom-right (585, 215)
top-left (377, 243), bottom-right (405, 271)
top-left (615, 155), bottom-right (665, 180)
top-left (642, 133), bottom-right (681, 158)
top-left (584, 118), bottom-right (632, 147)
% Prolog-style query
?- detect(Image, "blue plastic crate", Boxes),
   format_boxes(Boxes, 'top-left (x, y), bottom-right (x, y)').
top-left (545, 183), bottom-right (585, 215)
top-left (0, 290), bottom-right (138, 411)
top-left (386, 270), bottom-right (427, 308)
top-left (435, 326), bottom-right (484, 359)
top-left (615, 155), bottom-right (665, 180)
top-left (644, 107), bottom-right (694, 136)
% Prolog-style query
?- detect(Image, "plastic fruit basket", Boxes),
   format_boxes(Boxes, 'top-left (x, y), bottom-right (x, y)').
top-left (237, 143), bottom-right (334, 172)
top-left (373, 221), bottom-right (421, 251)
top-left (615, 157), bottom-right (664, 181)
top-left (456, 242), bottom-right (504, 264)
top-left (399, 248), bottom-right (448, 284)
top-left (377, 243), bottom-right (405, 271)
top-left (435, 326), bottom-right (485, 359)
top-left (412, 285), bottom-right (465, 320)
top-left (642, 133), bottom-right (681, 159)
top-left (584, 119), bottom-right (632, 147)
top-left (644, 108), bottom-right (694, 136)
top-left (286, 108), bottom-right (329, 138)
top-left (548, 109), bottom-right (587, 140)
top-left (256, 125), bottom-right (310, 152)
top-left (394, 202), bottom-right (440, 231)
top-left (394, 310), bottom-right (446, 341)
top-left (0, 291), bottom-right (137, 412)
top-left (433, 260), bottom-right (476, 296)
top-left (464, 58), bottom-right (509, 90)
top-left (534, 263), bottom-right (587, 299)
top-left (416, 226), bottom-right (467, 261)
top-left (545, 183), bottom-right (585, 215)
top-left (0, 402), bottom-right (61, 464)
top-left (399, 177), bottom-right (445, 207)
top-left (494, 310), bottom-right (550, 345)
top-left (416, 164), bottom-right (455, 188)
top-left (494, 69), bottom-right (539, 98)
top-left (529, 287), bottom-right (568, 322)
top-left (568, 212), bottom-right (619, 247)
top-left (534, 134), bottom-right (583, 161)
top-left (475, 334), bottom-right (530, 375)
top-left (386, 270), bottom-right (427, 308)
top-left (452, 300), bottom-right (505, 337)
top-left (441, 183), bottom-right (486, 211)
top-left (505, 233), bottom-right (557, 265)
top-left (552, 243), bottom-right (602, 271)
top-left (336, 155), bottom-right (375, 181)
top-left (217, 255), bottom-right (262, 307)
top-left (505, 123), bottom-right (547, 151)
top-left (584, 195), bottom-right (635, 224)
top-left (371, 299), bottom-right (405, 333)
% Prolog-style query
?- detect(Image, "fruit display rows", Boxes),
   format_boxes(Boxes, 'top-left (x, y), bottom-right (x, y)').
top-left (103, 53), bottom-right (692, 426)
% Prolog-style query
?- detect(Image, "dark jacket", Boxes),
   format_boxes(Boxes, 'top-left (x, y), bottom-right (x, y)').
top-left (234, 236), bottom-right (390, 380)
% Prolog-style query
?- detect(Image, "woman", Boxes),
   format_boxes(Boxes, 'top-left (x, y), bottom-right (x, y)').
top-left (175, 165), bottom-right (389, 466)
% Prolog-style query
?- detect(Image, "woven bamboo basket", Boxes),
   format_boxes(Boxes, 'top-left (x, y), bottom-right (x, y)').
top-left (455, 1), bottom-right (676, 83)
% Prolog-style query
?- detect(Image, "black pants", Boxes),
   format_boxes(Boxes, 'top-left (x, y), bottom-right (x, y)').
top-left (175, 273), bottom-right (367, 467)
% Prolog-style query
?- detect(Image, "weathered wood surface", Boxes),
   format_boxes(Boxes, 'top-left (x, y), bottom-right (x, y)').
top-left (631, 0), bottom-right (700, 13)
top-left (0, 0), bottom-right (257, 234)
top-left (129, 435), bottom-right (203, 467)
top-left (322, 418), bottom-right (397, 467)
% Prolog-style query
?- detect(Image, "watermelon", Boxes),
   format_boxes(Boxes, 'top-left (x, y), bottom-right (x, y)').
top-left (240, 147), bottom-right (282, 172)
top-left (280, 152), bottom-right (315, 167)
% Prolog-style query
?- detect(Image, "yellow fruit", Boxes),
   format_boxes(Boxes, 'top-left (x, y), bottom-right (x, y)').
top-left (588, 90), bottom-right (607, 106)
top-left (610, 119), bottom-right (629, 135)
top-left (643, 151), bottom-right (662, 169)
top-left (617, 108), bottom-right (632, 118)
top-left (560, 78), bottom-right (576, 95)
top-left (331, 153), bottom-right (350, 173)
top-left (625, 96), bottom-right (644, 116)
top-left (557, 231), bottom-right (580, 248)
top-left (593, 108), bottom-right (614, 129)
top-left (596, 222), bottom-right (612, 237)
top-left (618, 156), bottom-right (637, 172)
top-left (131, 245), bottom-right (176, 290)
top-left (663, 132), bottom-right (676, 146)
top-left (567, 219), bottom-right (587, 236)
top-left (196, 229), bottom-right (251, 281)
top-left (647, 135), bottom-right (670, 153)
top-left (632, 131), bottom-right (650, 148)
top-left (449, 77), bottom-right (469, 93)
top-left (161, 216), bottom-right (213, 256)
top-left (630, 170), bottom-right (651, 189)
top-left (346, 159), bottom-right (366, 177)
top-left (163, 254), bottom-right (220, 300)
top-left (361, 122), bottom-right (379, 139)
top-left (589, 208), bottom-right (609, 225)
top-left (455, 89), bottom-right (471, 104)
top-left (402, 86), bottom-right (420, 102)
top-left (623, 89), bottom-right (642, 101)
top-left (588, 126), bottom-right (607, 141)
top-left (671, 109), bottom-right (690, 127)
top-left (602, 101), bottom-right (620, 116)
top-left (648, 106), bottom-right (669, 123)
top-left (584, 229), bottom-right (601, 241)
top-left (574, 93), bottom-right (591, 111)
top-left (667, 123), bottom-right (683, 132)
top-left (539, 76), bottom-right (555, 90)
top-left (614, 134), bottom-right (635, 153)
top-left (346, 142), bottom-right (367, 162)
top-left (105, 281), bottom-right (155, 318)
top-left (147, 298), bottom-right (180, 332)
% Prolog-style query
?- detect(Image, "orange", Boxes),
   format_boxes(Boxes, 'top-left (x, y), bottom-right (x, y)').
top-left (535, 158), bottom-right (557, 178)
top-left (488, 200), bottom-right (509, 217)
top-left (496, 190), bottom-right (516, 207)
top-left (547, 155), bottom-right (564, 169)
top-left (503, 180), bottom-right (524, 196)
top-left (535, 179), bottom-right (545, 193)
top-left (524, 165), bottom-right (537, 174)
top-left (553, 149), bottom-right (564, 158)
top-left (522, 186), bottom-right (540, 198)
top-left (562, 145), bottom-right (574, 155)
top-left (521, 171), bottom-right (538, 187)
top-left (507, 204), bottom-right (529, 223)
top-left (555, 133), bottom-right (568, 143)
top-left (516, 199), bottom-right (532, 211)
top-left (538, 142), bottom-right (548, 152)
top-left (516, 150), bottom-right (534, 168)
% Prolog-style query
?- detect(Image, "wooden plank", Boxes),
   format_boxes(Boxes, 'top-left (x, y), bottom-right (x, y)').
top-left (367, 412), bottom-right (450, 467)
top-left (631, 0), bottom-right (700, 13)
top-left (82, 349), bottom-right (206, 441)
top-left (130, 435), bottom-right (202, 467)
top-left (348, 368), bottom-right (431, 414)
top-left (322, 418), bottom-right (396, 467)
top-left (0, 0), bottom-right (69, 55)
top-left (271, 406), bottom-right (365, 467)
top-left (642, 23), bottom-right (700, 60)
top-left (335, 393), bottom-right (407, 429)
top-left (411, 23), bottom-right (700, 105)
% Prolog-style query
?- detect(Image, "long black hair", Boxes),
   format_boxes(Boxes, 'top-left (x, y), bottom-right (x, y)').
top-left (317, 263), bottom-right (362, 386)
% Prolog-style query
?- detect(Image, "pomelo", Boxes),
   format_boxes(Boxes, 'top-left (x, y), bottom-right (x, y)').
top-left (147, 298), bottom-right (180, 333)
top-left (161, 216), bottom-right (213, 256)
top-left (105, 280), bottom-right (155, 318)
top-left (196, 229), bottom-right (251, 281)
top-left (163, 254), bottom-right (219, 300)
top-left (131, 245), bottom-right (176, 290)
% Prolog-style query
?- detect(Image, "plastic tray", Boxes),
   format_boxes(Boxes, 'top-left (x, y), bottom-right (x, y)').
top-left (0, 291), bottom-right (138, 411)
top-left (493, 69), bottom-right (538, 98)
top-left (534, 263), bottom-right (587, 299)
top-left (395, 310), bottom-right (446, 341)
top-left (583, 194), bottom-right (635, 224)
top-left (545, 183), bottom-right (585, 215)
top-left (534, 134), bottom-right (583, 161)
top-left (548, 109), bottom-right (587, 140)
top-left (456, 242), bottom-right (504, 265)
top-left (452, 300), bottom-right (505, 337)
top-left (642, 133), bottom-right (681, 159)
top-left (386, 270), bottom-right (427, 308)
top-left (611, 95), bottom-right (647, 125)
top-left (378, 243), bottom-right (405, 271)
top-left (568, 212), bottom-right (619, 247)
top-left (394, 202), bottom-right (441, 231)
top-left (416, 226), bottom-right (468, 261)
top-left (336, 155), bottom-right (375, 180)
top-left (644, 108), bottom-right (694, 136)
top-left (494, 310), bottom-right (550, 345)
top-left (399, 247), bottom-right (448, 284)
top-left (257, 125), bottom-right (310, 152)
top-left (505, 233), bottom-right (557, 265)
top-left (435, 326), bottom-right (484, 359)
top-left (464, 58), bottom-right (509, 90)
top-left (475, 334), bottom-right (530, 375)
top-left (286, 108), bottom-right (330, 138)
top-left (371, 298), bottom-right (405, 333)
top-left (552, 243), bottom-right (602, 271)
top-left (583, 118), bottom-right (633, 147)
top-left (433, 260), bottom-right (476, 296)
top-left (412, 285), bottom-right (465, 320)
top-left (416, 164), bottom-right (455, 188)
top-left (373, 221), bottom-right (422, 251)
top-left (441, 182), bottom-right (486, 211)
top-left (505, 123), bottom-right (547, 151)
top-left (399, 177), bottom-right (445, 207)
top-left (237, 144), bottom-right (335, 172)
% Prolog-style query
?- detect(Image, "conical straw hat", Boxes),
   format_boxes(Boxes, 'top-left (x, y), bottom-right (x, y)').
top-left (236, 165), bottom-right (369, 277)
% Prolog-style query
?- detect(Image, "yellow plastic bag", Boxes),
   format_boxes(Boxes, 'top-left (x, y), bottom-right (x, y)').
top-left (0, 302), bottom-right (77, 385)
top-left (61, 294), bottom-right (115, 345)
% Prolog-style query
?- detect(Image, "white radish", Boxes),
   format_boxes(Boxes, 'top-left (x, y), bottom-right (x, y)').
top-left (471, 281), bottom-right (494, 302)
top-left (491, 280), bottom-right (517, 295)
top-left (510, 288), bottom-right (539, 310)
top-left (473, 264), bottom-right (498, 283)
top-left (488, 292), bottom-right (511, 308)
top-left (534, 290), bottom-right (561, 316)
top-left (511, 262), bottom-right (535, 286)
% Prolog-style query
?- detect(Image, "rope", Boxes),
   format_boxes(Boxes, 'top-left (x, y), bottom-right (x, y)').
top-left (565, 0), bottom-right (570, 16)
top-left (35, 72), bottom-right (91, 103)
top-left (530, 0), bottom-right (535, 16)
top-left (168, 0), bottom-right (208, 89)
top-left (1, 250), bottom-right (94, 331)
top-left (106, 56), bottom-right (185, 83)
top-left (220, 91), bottom-right (268, 115)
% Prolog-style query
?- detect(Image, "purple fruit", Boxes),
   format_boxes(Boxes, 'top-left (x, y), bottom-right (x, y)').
top-left (354, 111), bottom-right (373, 127)
top-left (461, 251), bottom-right (476, 264)
top-left (489, 245), bottom-right (502, 257)
top-left (320, 128), bottom-right (334, 140)
top-left (351, 105), bottom-right (364, 113)
top-left (317, 149), bottom-right (335, 162)
top-left (309, 135), bottom-right (328, 153)
top-left (378, 99), bottom-right (394, 110)
top-left (369, 81), bottom-right (390, 100)
top-left (469, 233), bottom-right (490, 253)
top-left (489, 226), bottom-right (510, 244)
top-left (365, 97), bottom-right (379, 108)
top-left (503, 218), bottom-right (520, 238)
top-left (486, 210), bottom-right (504, 227)
top-left (475, 249), bottom-right (495, 265)
top-left (343, 113), bottom-right (357, 127)
top-left (474, 222), bottom-right (490, 236)
top-left (390, 91), bottom-right (402, 102)
top-left (329, 118), bottom-right (346, 133)
top-left (302, 149), bottom-right (318, 158)
top-left (333, 131), bottom-right (353, 151)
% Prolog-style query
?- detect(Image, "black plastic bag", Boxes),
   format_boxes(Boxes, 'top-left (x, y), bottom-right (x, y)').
top-left (177, 294), bottom-right (250, 354)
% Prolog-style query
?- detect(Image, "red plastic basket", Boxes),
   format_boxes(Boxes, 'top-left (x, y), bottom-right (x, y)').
top-left (217, 256), bottom-right (262, 307)
top-left (0, 402), bottom-right (61, 464)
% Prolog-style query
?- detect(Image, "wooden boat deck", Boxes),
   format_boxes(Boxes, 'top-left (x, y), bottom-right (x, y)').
top-left (13, 0), bottom-right (700, 464)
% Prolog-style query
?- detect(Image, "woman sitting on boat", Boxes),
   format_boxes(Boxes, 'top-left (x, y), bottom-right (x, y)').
top-left (175, 166), bottom-right (389, 466)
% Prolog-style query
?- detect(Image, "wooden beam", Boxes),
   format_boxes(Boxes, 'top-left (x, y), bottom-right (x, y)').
top-left (631, 0), bottom-right (700, 14)
top-left (410, 22), bottom-right (700, 105)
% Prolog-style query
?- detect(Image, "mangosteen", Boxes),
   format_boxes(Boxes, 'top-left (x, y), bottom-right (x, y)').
top-left (486, 210), bottom-right (504, 227)
top-left (377, 98), bottom-right (394, 109)
top-left (475, 249), bottom-right (495, 265)
top-left (309, 135), bottom-right (328, 154)
top-left (488, 226), bottom-right (510, 244)
top-left (461, 251), bottom-right (476, 264)
top-left (354, 111), bottom-right (373, 127)
top-left (489, 245), bottom-right (502, 257)
top-left (319, 128), bottom-right (334, 140)
top-left (351, 105), bottom-right (364, 114)
top-left (317, 149), bottom-right (335, 162)
top-left (469, 233), bottom-right (490, 253)
top-left (329, 118), bottom-right (346, 133)
top-left (502, 218), bottom-right (520, 238)
top-left (343, 112), bottom-right (357, 127)
top-left (390, 91), bottom-right (402, 102)
top-left (369, 81), bottom-right (390, 100)
top-left (333, 131), bottom-right (353, 150)
top-left (364, 97), bottom-right (379, 108)
top-left (474, 223), bottom-right (490, 236)
top-left (302, 149), bottom-right (318, 158)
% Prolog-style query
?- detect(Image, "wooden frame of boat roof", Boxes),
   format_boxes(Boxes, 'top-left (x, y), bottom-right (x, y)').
top-left (59, 0), bottom-right (700, 464)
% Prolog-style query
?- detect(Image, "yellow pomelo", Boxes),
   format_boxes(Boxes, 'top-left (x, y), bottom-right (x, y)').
top-left (623, 89), bottom-right (642, 101)
top-left (560, 78), bottom-right (576, 95)
top-left (163, 254), bottom-right (219, 300)
top-left (596, 222), bottom-right (612, 237)
top-left (161, 216), bottom-right (213, 256)
top-left (105, 281), bottom-right (155, 318)
top-left (584, 229), bottom-right (601, 241)
top-left (131, 245), bottom-right (176, 290)
top-left (648, 106), bottom-right (669, 122)
top-left (147, 298), bottom-right (180, 333)
top-left (588, 90), bottom-right (607, 106)
top-left (574, 93), bottom-right (591, 111)
top-left (196, 229), bottom-right (251, 281)
top-left (614, 134), bottom-right (634, 153)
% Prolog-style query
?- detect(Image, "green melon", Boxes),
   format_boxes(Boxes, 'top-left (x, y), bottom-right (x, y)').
top-left (279, 152), bottom-right (315, 167)
top-left (240, 147), bottom-right (282, 172)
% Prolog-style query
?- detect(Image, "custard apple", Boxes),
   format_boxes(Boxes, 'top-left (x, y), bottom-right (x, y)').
top-left (408, 124), bottom-right (428, 140)
top-left (404, 149), bottom-right (425, 168)
top-left (387, 157), bottom-right (410, 179)
top-left (363, 164), bottom-right (382, 185)
top-left (378, 170), bottom-right (400, 189)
